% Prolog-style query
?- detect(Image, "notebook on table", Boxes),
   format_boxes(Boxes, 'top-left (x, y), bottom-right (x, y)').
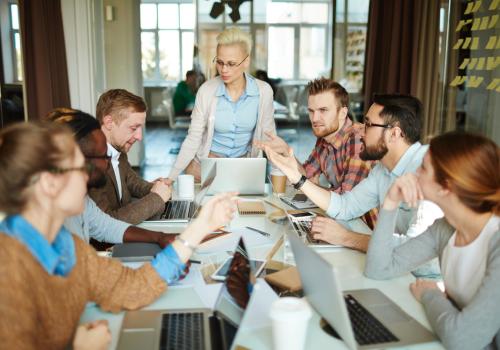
top-left (237, 201), bottom-right (266, 215)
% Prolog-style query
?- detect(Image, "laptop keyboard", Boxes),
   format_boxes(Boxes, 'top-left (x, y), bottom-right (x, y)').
top-left (160, 312), bottom-right (205, 350)
top-left (292, 221), bottom-right (321, 244)
top-left (160, 201), bottom-right (192, 220)
top-left (344, 294), bottom-right (399, 345)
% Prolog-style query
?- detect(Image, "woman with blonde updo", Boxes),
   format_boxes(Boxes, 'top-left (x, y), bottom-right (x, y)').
top-left (168, 27), bottom-right (276, 182)
top-left (365, 131), bottom-right (500, 350)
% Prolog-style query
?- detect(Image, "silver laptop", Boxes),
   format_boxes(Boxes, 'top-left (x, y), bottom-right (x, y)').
top-left (286, 211), bottom-right (340, 248)
top-left (200, 158), bottom-right (266, 195)
top-left (147, 163), bottom-right (216, 223)
top-left (117, 237), bottom-right (259, 350)
top-left (288, 233), bottom-right (436, 350)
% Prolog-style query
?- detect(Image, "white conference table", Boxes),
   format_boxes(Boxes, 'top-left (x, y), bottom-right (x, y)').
top-left (80, 189), bottom-right (443, 350)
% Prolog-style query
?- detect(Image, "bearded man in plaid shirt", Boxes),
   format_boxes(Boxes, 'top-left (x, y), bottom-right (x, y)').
top-left (257, 78), bottom-right (377, 242)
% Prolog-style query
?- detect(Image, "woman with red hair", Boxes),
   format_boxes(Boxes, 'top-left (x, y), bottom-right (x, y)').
top-left (365, 131), bottom-right (499, 349)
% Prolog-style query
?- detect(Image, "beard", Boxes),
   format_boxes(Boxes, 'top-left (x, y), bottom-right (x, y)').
top-left (312, 123), bottom-right (339, 138)
top-left (360, 136), bottom-right (388, 161)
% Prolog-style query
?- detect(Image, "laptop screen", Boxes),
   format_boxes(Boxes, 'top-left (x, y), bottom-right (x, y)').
top-left (213, 237), bottom-right (256, 327)
top-left (192, 162), bottom-right (217, 210)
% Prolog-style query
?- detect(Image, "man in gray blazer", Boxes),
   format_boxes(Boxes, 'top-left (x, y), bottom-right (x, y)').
top-left (89, 89), bottom-right (172, 224)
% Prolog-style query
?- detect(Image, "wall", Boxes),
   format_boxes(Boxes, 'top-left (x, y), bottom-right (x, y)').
top-left (61, 0), bottom-right (106, 115)
top-left (103, 0), bottom-right (142, 94)
top-left (103, 0), bottom-right (144, 165)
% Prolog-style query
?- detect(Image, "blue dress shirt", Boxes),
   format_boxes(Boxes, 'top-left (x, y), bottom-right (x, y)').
top-left (210, 73), bottom-right (260, 157)
top-left (0, 214), bottom-right (186, 284)
top-left (0, 215), bottom-right (76, 276)
top-left (326, 142), bottom-right (429, 235)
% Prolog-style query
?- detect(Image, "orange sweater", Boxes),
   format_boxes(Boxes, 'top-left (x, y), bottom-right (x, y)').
top-left (0, 233), bottom-right (167, 349)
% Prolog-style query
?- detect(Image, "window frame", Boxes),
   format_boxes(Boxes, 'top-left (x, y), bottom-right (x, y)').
top-left (8, 1), bottom-right (22, 83)
top-left (141, 0), bottom-right (195, 86)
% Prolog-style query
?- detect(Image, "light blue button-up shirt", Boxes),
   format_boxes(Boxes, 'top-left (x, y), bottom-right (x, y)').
top-left (64, 196), bottom-right (129, 244)
top-left (210, 73), bottom-right (260, 157)
top-left (327, 142), bottom-right (429, 235)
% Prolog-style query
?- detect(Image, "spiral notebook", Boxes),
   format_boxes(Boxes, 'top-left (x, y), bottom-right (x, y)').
top-left (237, 200), bottom-right (266, 215)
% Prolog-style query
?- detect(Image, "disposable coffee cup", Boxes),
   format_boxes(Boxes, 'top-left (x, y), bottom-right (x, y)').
top-left (269, 297), bottom-right (312, 350)
top-left (270, 168), bottom-right (287, 194)
top-left (177, 174), bottom-right (194, 199)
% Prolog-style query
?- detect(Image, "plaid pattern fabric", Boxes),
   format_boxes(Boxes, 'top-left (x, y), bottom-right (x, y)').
top-left (303, 118), bottom-right (378, 228)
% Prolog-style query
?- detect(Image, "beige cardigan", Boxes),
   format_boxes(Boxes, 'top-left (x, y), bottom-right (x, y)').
top-left (168, 75), bottom-right (276, 180)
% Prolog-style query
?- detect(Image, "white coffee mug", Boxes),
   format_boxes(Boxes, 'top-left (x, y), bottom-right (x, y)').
top-left (269, 297), bottom-right (312, 350)
top-left (177, 174), bottom-right (194, 199)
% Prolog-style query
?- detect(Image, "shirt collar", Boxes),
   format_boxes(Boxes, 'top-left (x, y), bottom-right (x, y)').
top-left (0, 215), bottom-right (76, 276)
top-left (107, 143), bottom-right (121, 162)
top-left (391, 142), bottom-right (423, 177)
top-left (329, 118), bottom-right (353, 149)
top-left (215, 73), bottom-right (259, 98)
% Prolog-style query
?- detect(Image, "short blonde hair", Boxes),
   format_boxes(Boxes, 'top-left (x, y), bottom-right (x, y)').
top-left (216, 27), bottom-right (252, 56)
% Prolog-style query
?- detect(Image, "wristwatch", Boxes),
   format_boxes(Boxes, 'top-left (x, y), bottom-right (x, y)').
top-left (292, 175), bottom-right (307, 190)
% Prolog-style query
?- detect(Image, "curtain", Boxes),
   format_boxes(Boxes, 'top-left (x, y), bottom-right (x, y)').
top-left (363, 0), bottom-right (441, 140)
top-left (19, 0), bottom-right (70, 120)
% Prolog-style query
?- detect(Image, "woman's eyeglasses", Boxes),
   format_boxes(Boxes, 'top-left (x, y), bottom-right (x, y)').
top-left (48, 163), bottom-right (95, 175)
top-left (213, 55), bottom-right (248, 70)
top-left (29, 163), bottom-right (94, 185)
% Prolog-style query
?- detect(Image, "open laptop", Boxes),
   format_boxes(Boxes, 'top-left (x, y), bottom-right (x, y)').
top-left (285, 211), bottom-right (340, 248)
top-left (117, 237), bottom-right (262, 350)
top-left (147, 163), bottom-right (216, 223)
top-left (266, 174), bottom-right (334, 248)
top-left (288, 233), bottom-right (436, 349)
top-left (200, 158), bottom-right (266, 195)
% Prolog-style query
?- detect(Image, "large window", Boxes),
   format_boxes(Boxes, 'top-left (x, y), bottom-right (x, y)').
top-left (140, 1), bottom-right (195, 84)
top-left (141, 0), bottom-right (333, 84)
top-left (333, 0), bottom-right (370, 93)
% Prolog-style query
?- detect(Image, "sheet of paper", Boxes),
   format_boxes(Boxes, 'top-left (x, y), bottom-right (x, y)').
top-left (196, 227), bottom-right (271, 254)
top-left (194, 283), bottom-right (223, 309)
top-left (238, 278), bottom-right (279, 330)
top-left (169, 265), bottom-right (205, 289)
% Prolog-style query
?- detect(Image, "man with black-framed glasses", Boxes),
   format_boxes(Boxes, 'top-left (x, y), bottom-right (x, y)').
top-left (263, 94), bottom-right (443, 257)
top-left (46, 109), bottom-right (176, 250)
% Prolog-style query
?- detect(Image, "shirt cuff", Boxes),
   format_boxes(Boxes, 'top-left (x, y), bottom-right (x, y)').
top-left (151, 245), bottom-right (186, 284)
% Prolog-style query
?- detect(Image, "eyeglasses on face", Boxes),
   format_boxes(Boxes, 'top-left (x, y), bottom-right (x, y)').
top-left (213, 55), bottom-right (248, 70)
top-left (363, 118), bottom-right (392, 130)
top-left (48, 163), bottom-right (95, 175)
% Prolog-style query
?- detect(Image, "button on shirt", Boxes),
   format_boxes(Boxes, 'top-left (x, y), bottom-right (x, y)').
top-left (107, 143), bottom-right (123, 200)
top-left (210, 73), bottom-right (259, 157)
top-left (327, 142), bottom-right (439, 235)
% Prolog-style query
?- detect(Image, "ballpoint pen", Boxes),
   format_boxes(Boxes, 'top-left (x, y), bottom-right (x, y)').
top-left (245, 226), bottom-right (271, 237)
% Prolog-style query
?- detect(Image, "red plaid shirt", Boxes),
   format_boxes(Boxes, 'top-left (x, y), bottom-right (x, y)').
top-left (303, 118), bottom-right (378, 228)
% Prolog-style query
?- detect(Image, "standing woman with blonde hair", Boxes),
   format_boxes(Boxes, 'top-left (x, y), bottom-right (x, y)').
top-left (365, 132), bottom-right (500, 349)
top-left (168, 27), bottom-right (276, 182)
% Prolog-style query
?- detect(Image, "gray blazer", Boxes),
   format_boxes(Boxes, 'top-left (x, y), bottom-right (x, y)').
top-left (365, 209), bottom-right (500, 350)
top-left (89, 153), bottom-right (165, 225)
